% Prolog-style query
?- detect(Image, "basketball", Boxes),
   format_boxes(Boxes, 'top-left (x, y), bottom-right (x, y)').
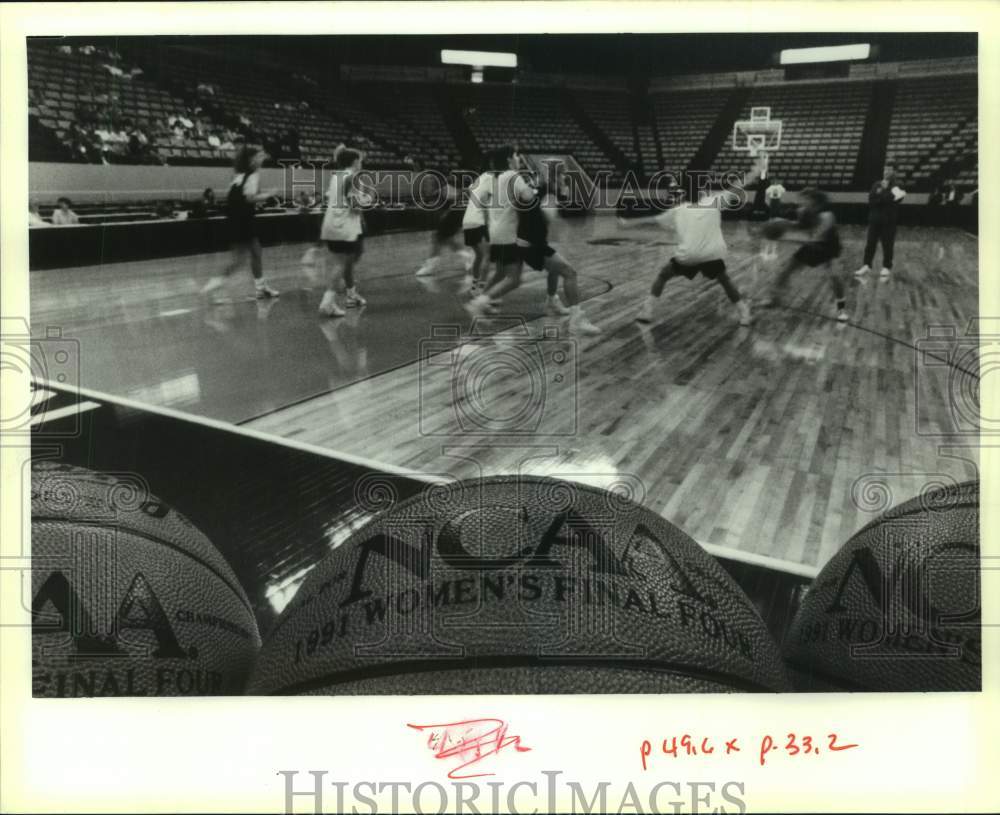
top-left (782, 480), bottom-right (980, 691)
top-left (31, 461), bottom-right (261, 697)
top-left (762, 218), bottom-right (791, 239)
top-left (248, 476), bottom-right (791, 694)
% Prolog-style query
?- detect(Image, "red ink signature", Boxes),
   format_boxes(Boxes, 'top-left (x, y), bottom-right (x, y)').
top-left (407, 718), bottom-right (531, 779)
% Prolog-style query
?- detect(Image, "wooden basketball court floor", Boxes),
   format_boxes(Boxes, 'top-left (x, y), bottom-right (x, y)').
top-left (30, 216), bottom-right (980, 572)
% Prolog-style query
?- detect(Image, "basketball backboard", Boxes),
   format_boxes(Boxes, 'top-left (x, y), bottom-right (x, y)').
top-left (733, 106), bottom-right (783, 154)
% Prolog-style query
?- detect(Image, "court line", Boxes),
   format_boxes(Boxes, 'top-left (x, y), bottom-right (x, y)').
top-left (700, 541), bottom-right (819, 579)
top-left (30, 401), bottom-right (101, 426)
top-left (774, 303), bottom-right (980, 380)
top-left (31, 376), bottom-right (449, 485)
top-left (236, 273), bottom-right (615, 427)
top-left (32, 379), bottom-right (821, 578)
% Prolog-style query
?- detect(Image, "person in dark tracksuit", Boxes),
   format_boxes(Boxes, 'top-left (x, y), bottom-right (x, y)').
top-left (854, 163), bottom-right (906, 281)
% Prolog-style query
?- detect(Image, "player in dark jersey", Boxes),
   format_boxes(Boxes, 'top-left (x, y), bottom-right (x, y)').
top-left (766, 188), bottom-right (848, 322)
top-left (468, 171), bottom-right (599, 335)
top-left (201, 145), bottom-right (280, 301)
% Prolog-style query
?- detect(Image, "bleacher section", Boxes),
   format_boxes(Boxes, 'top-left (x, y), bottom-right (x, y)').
top-left (574, 91), bottom-right (638, 168)
top-left (342, 82), bottom-right (462, 171)
top-left (635, 124), bottom-right (659, 174)
top-left (27, 40), bottom-right (978, 195)
top-left (652, 90), bottom-right (732, 176)
top-left (453, 84), bottom-right (610, 178)
top-left (146, 49), bottom-right (406, 167)
top-left (710, 83), bottom-right (871, 189)
top-left (886, 75), bottom-right (977, 190)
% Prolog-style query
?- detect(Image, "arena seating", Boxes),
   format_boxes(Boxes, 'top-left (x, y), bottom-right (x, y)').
top-left (885, 75), bottom-right (977, 190)
top-left (635, 123), bottom-right (659, 175)
top-left (574, 90), bottom-right (638, 168)
top-left (27, 41), bottom-right (979, 197)
top-left (28, 42), bottom-right (178, 164)
top-left (159, 55), bottom-right (404, 167)
top-left (341, 82), bottom-right (462, 171)
top-left (453, 84), bottom-right (611, 179)
top-left (709, 83), bottom-right (871, 189)
top-left (652, 89), bottom-right (732, 176)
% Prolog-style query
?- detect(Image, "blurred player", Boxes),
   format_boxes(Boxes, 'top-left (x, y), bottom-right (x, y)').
top-left (467, 171), bottom-right (599, 335)
top-left (201, 145), bottom-right (280, 301)
top-left (620, 159), bottom-right (764, 327)
top-left (765, 188), bottom-right (848, 322)
top-left (414, 169), bottom-right (477, 281)
top-left (318, 145), bottom-right (371, 317)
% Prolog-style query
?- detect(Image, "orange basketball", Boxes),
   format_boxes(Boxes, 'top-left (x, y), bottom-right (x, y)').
top-left (31, 462), bottom-right (261, 697)
top-left (248, 476), bottom-right (790, 694)
top-left (783, 480), bottom-right (980, 691)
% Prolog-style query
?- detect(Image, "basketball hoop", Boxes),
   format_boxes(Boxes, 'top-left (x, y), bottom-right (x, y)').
top-left (734, 106), bottom-right (782, 155)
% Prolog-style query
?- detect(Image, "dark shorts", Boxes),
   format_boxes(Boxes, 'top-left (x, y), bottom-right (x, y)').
top-left (518, 242), bottom-right (556, 272)
top-left (794, 240), bottom-right (841, 268)
top-left (435, 208), bottom-right (465, 240)
top-left (464, 225), bottom-right (488, 247)
top-left (229, 214), bottom-right (257, 243)
top-left (490, 244), bottom-right (520, 266)
top-left (671, 257), bottom-right (726, 280)
top-left (327, 238), bottom-right (363, 257)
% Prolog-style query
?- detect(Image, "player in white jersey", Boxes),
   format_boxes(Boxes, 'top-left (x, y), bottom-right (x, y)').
top-left (318, 145), bottom-right (371, 317)
top-left (467, 162), bottom-right (598, 335)
top-left (620, 160), bottom-right (763, 326)
top-left (460, 168), bottom-right (495, 293)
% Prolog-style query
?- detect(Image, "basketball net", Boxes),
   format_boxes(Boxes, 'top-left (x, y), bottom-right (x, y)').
top-left (749, 147), bottom-right (769, 176)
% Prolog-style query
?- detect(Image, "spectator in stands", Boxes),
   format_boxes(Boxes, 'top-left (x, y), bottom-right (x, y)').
top-left (295, 190), bottom-right (316, 212)
top-left (944, 182), bottom-right (964, 207)
top-left (201, 145), bottom-right (280, 301)
top-left (765, 179), bottom-right (786, 219)
top-left (854, 163), bottom-right (905, 281)
top-left (128, 124), bottom-right (149, 158)
top-left (29, 202), bottom-right (50, 228)
top-left (51, 198), bottom-right (80, 226)
top-left (190, 188), bottom-right (216, 219)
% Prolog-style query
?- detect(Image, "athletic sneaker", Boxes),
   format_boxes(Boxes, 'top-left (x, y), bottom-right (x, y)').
top-left (201, 275), bottom-right (225, 296)
top-left (737, 300), bottom-right (752, 326)
top-left (344, 288), bottom-right (366, 307)
top-left (255, 282), bottom-right (280, 299)
top-left (636, 297), bottom-right (655, 324)
top-left (465, 293), bottom-right (491, 318)
top-left (319, 290), bottom-right (345, 317)
top-left (569, 311), bottom-right (601, 336)
top-left (415, 257), bottom-right (439, 277)
top-left (546, 296), bottom-right (571, 316)
top-left (879, 267), bottom-right (892, 280)
top-left (837, 309), bottom-right (850, 323)
top-left (853, 264), bottom-right (871, 278)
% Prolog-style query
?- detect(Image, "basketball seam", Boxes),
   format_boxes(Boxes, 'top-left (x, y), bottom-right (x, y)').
top-left (258, 656), bottom-right (782, 695)
top-left (32, 517), bottom-right (255, 619)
